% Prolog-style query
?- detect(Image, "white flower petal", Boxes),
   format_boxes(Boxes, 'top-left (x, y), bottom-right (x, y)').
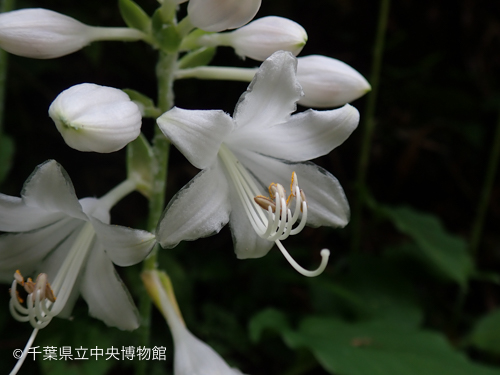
top-left (229, 104), bottom-right (359, 162)
top-left (80, 246), bottom-right (140, 330)
top-left (157, 163), bottom-right (231, 249)
top-left (188, 0), bottom-right (261, 32)
top-left (91, 217), bottom-right (155, 267)
top-left (0, 193), bottom-right (64, 232)
top-left (36, 224), bottom-right (86, 318)
top-left (80, 197), bottom-right (110, 223)
top-left (230, 51), bottom-right (302, 135)
top-left (0, 217), bottom-right (81, 282)
top-left (234, 150), bottom-right (350, 228)
top-left (174, 328), bottom-right (244, 375)
top-left (21, 160), bottom-right (87, 220)
top-left (157, 107), bottom-right (234, 170)
top-left (145, 270), bottom-right (244, 375)
top-left (225, 173), bottom-right (274, 259)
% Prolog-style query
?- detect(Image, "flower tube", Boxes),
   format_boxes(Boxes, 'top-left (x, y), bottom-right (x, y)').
top-left (156, 51), bottom-right (359, 276)
top-left (142, 270), bottom-right (244, 375)
top-left (0, 8), bottom-right (146, 59)
top-left (49, 83), bottom-right (142, 153)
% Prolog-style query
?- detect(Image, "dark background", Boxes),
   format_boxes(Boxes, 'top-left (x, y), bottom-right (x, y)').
top-left (1, 0), bottom-right (499, 374)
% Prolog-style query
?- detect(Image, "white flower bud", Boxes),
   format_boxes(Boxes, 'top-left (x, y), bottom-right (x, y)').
top-left (49, 83), bottom-right (142, 153)
top-left (188, 0), bottom-right (261, 32)
top-left (0, 8), bottom-right (145, 59)
top-left (0, 8), bottom-right (92, 59)
top-left (200, 16), bottom-right (307, 61)
top-left (296, 55), bottom-right (371, 108)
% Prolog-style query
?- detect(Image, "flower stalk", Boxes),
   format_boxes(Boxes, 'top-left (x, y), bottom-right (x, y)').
top-left (352, 0), bottom-right (390, 252)
top-left (137, 49), bottom-right (178, 375)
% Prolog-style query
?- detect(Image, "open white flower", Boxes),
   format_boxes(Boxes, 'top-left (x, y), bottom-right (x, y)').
top-left (1, 160), bottom-right (155, 373)
top-left (0, 8), bottom-right (145, 59)
top-left (49, 83), bottom-right (142, 153)
top-left (142, 270), bottom-right (244, 375)
top-left (157, 51), bottom-right (359, 276)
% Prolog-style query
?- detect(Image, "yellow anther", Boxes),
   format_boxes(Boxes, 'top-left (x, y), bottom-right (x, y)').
top-left (14, 270), bottom-right (24, 286)
top-left (14, 271), bottom-right (56, 303)
top-left (254, 195), bottom-right (277, 212)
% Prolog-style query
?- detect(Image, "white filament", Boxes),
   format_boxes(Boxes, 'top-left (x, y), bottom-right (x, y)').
top-left (218, 145), bottom-right (329, 277)
top-left (9, 222), bottom-right (95, 329)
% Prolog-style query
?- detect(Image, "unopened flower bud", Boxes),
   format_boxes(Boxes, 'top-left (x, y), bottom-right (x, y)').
top-left (296, 55), bottom-right (371, 108)
top-left (199, 16), bottom-right (307, 61)
top-left (187, 0), bottom-right (261, 32)
top-left (0, 8), bottom-right (145, 59)
top-left (49, 83), bottom-right (142, 153)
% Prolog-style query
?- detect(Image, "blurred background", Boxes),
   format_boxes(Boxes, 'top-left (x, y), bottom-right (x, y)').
top-left (0, 0), bottom-right (499, 374)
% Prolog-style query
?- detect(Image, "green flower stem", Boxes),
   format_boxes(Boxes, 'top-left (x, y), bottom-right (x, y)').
top-left (470, 110), bottom-right (500, 256)
top-left (88, 26), bottom-right (149, 43)
top-left (351, 0), bottom-right (390, 252)
top-left (175, 66), bottom-right (257, 81)
top-left (136, 50), bottom-right (178, 375)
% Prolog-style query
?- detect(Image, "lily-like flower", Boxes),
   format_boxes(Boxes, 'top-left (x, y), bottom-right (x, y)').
top-left (142, 270), bottom-right (244, 375)
top-left (0, 8), bottom-right (146, 59)
top-left (157, 51), bottom-right (359, 276)
top-left (182, 0), bottom-right (261, 32)
top-left (296, 55), bottom-right (371, 108)
top-left (197, 16), bottom-right (307, 61)
top-left (1, 160), bottom-right (155, 374)
top-left (49, 83), bottom-right (142, 153)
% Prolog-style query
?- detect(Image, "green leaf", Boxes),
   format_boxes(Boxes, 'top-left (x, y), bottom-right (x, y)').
top-left (382, 206), bottom-right (473, 287)
top-left (0, 134), bottom-right (14, 184)
top-left (249, 308), bottom-right (290, 343)
top-left (283, 316), bottom-right (500, 375)
top-left (38, 317), bottom-right (117, 375)
top-left (151, 9), bottom-right (181, 53)
top-left (123, 89), bottom-right (161, 118)
top-left (470, 309), bottom-right (500, 355)
top-left (309, 255), bottom-right (423, 327)
top-left (177, 47), bottom-right (217, 69)
top-left (127, 133), bottom-right (153, 198)
top-left (118, 0), bottom-right (151, 32)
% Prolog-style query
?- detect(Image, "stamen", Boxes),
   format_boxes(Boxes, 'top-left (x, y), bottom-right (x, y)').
top-left (217, 145), bottom-right (330, 277)
top-left (9, 222), bottom-right (95, 330)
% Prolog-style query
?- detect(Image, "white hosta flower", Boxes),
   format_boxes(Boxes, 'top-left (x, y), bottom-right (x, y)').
top-left (0, 8), bottom-right (145, 59)
top-left (142, 270), bottom-right (244, 375)
top-left (199, 16), bottom-right (307, 61)
top-left (157, 51), bottom-right (359, 276)
top-left (0, 160), bottom-right (155, 330)
top-left (297, 55), bottom-right (371, 108)
top-left (49, 83), bottom-right (142, 153)
top-left (186, 0), bottom-right (261, 32)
